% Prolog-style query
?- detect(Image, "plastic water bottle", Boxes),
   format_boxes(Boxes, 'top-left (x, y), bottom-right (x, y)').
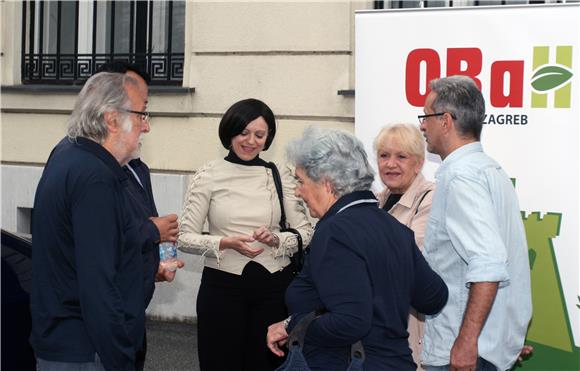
top-left (159, 242), bottom-right (178, 271)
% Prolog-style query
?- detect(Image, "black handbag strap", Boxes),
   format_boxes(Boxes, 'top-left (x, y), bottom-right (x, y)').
top-left (287, 311), bottom-right (366, 363)
top-left (286, 311), bottom-right (318, 349)
top-left (414, 189), bottom-right (432, 216)
top-left (268, 163), bottom-right (304, 254)
top-left (268, 162), bottom-right (287, 230)
top-left (350, 340), bottom-right (365, 362)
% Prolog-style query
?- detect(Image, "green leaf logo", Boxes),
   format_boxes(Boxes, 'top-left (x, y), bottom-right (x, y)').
top-left (531, 65), bottom-right (573, 92)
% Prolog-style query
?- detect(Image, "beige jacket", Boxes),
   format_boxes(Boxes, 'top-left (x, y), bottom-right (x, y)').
top-left (377, 173), bottom-right (434, 249)
top-left (177, 158), bottom-right (313, 275)
top-left (377, 173), bottom-right (435, 370)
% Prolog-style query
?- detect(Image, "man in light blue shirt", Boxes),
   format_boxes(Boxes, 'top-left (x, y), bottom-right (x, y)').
top-left (419, 75), bottom-right (532, 371)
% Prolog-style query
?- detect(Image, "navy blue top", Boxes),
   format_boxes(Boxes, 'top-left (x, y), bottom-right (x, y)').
top-left (31, 137), bottom-right (146, 371)
top-left (124, 158), bottom-right (160, 307)
top-left (286, 191), bottom-right (448, 371)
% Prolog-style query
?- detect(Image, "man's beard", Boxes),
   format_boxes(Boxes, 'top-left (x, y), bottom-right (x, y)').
top-left (121, 115), bottom-right (142, 161)
top-left (130, 137), bottom-right (143, 160)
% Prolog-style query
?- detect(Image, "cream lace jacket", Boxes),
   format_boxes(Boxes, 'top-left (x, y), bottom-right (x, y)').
top-left (177, 159), bottom-right (313, 275)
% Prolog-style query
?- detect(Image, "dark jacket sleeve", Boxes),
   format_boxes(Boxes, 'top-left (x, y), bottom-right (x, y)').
top-left (140, 219), bottom-right (160, 306)
top-left (411, 243), bottom-right (448, 315)
top-left (72, 181), bottom-right (136, 371)
top-left (125, 160), bottom-right (160, 253)
top-left (140, 219), bottom-right (160, 253)
top-left (133, 160), bottom-right (158, 217)
top-left (299, 235), bottom-right (373, 346)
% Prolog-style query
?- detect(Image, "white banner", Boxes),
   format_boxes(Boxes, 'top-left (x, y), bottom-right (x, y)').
top-left (355, 4), bottom-right (579, 365)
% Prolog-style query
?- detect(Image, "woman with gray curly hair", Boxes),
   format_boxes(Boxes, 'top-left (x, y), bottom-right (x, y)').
top-left (267, 127), bottom-right (448, 370)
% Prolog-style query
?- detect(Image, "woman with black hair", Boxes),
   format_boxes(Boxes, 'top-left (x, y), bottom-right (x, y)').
top-left (178, 98), bottom-right (312, 371)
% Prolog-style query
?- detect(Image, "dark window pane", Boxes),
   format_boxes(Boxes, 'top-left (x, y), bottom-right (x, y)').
top-left (22, 0), bottom-right (184, 85)
top-left (425, 1), bottom-right (447, 7)
top-left (114, 1), bottom-right (132, 54)
top-left (389, 1), bottom-right (422, 8)
top-left (172, 1), bottom-right (185, 54)
top-left (60, 2), bottom-right (76, 54)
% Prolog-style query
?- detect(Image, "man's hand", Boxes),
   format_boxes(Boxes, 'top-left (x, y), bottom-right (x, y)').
top-left (150, 214), bottom-right (178, 242)
top-left (450, 282), bottom-right (499, 371)
top-left (155, 259), bottom-right (185, 282)
top-left (450, 335), bottom-right (478, 371)
top-left (517, 345), bottom-right (533, 364)
top-left (219, 235), bottom-right (264, 258)
top-left (267, 321), bottom-right (289, 357)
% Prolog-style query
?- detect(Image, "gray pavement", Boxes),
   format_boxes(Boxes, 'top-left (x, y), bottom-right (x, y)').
top-left (144, 320), bottom-right (200, 371)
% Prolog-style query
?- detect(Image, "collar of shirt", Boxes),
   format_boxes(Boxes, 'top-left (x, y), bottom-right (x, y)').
top-left (435, 141), bottom-right (483, 180)
top-left (385, 172), bottom-right (429, 210)
top-left (318, 190), bottom-right (378, 225)
top-left (124, 163), bottom-right (144, 188)
top-left (224, 150), bottom-right (268, 167)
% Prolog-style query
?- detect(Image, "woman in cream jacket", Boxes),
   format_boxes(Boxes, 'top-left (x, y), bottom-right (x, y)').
top-left (178, 98), bottom-right (312, 371)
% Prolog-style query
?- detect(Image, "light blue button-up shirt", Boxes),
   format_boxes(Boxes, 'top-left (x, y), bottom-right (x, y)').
top-left (422, 142), bottom-right (532, 371)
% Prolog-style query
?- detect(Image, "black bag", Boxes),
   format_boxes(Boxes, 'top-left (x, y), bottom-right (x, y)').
top-left (268, 163), bottom-right (308, 275)
top-left (275, 311), bottom-right (365, 371)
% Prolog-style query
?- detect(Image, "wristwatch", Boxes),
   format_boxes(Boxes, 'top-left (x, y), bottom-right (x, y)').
top-left (283, 315), bottom-right (292, 331)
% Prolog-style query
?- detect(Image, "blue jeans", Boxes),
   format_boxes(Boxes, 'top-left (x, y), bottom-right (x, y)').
top-left (425, 357), bottom-right (498, 371)
top-left (36, 354), bottom-right (106, 371)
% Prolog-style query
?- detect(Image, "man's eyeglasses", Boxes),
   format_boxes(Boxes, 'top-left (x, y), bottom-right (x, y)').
top-left (121, 109), bottom-right (150, 122)
top-left (417, 112), bottom-right (456, 125)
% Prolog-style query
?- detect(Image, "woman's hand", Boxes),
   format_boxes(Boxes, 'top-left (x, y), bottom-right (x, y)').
top-left (253, 226), bottom-right (280, 247)
top-left (219, 235), bottom-right (264, 258)
top-left (267, 321), bottom-right (289, 357)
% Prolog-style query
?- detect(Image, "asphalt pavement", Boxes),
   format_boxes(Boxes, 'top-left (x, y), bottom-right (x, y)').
top-left (144, 319), bottom-right (200, 371)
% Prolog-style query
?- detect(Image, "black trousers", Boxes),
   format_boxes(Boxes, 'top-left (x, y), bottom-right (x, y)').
top-left (197, 262), bottom-right (294, 371)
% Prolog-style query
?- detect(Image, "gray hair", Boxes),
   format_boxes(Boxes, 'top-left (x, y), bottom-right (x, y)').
top-left (286, 127), bottom-right (375, 198)
top-left (429, 75), bottom-right (485, 140)
top-left (66, 72), bottom-right (131, 143)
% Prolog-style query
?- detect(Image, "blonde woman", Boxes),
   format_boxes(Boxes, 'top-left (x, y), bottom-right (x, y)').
top-left (374, 123), bottom-right (435, 370)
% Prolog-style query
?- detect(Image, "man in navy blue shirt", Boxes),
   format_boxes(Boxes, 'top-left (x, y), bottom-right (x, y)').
top-left (97, 61), bottom-right (182, 298)
top-left (31, 72), bottom-right (156, 371)
top-left (96, 61), bottom-right (182, 370)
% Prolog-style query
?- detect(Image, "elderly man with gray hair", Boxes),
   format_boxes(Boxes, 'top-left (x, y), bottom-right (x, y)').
top-left (31, 72), bottom-right (152, 371)
top-left (267, 127), bottom-right (448, 370)
top-left (419, 75), bottom-right (532, 371)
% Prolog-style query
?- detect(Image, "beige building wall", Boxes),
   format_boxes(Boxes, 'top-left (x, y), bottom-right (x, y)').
top-left (2, 1), bottom-right (369, 171)
top-left (0, 0), bottom-right (370, 320)
top-left (1, 1), bottom-right (22, 86)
